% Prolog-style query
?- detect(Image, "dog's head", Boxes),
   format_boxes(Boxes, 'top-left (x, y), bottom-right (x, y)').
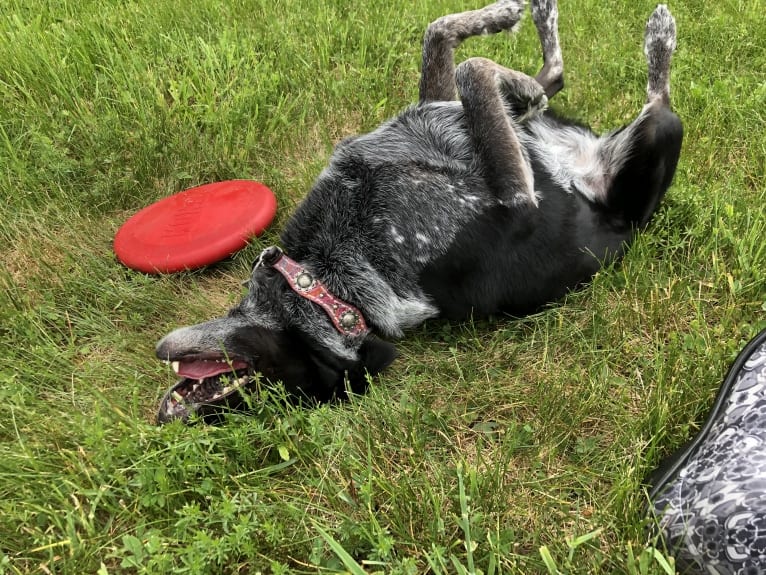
top-left (155, 275), bottom-right (397, 424)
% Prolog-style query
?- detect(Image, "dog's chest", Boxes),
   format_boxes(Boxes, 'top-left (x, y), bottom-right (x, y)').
top-left (334, 103), bottom-right (498, 263)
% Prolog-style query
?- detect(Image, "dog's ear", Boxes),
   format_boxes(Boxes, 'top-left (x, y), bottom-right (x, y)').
top-left (341, 334), bottom-right (397, 396)
top-left (290, 331), bottom-right (398, 400)
top-left (358, 334), bottom-right (398, 375)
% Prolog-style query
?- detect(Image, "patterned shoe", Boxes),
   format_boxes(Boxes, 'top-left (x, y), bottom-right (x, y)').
top-left (648, 328), bottom-right (766, 574)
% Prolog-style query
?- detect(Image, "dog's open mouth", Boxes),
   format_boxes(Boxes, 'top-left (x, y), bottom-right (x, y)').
top-left (157, 357), bottom-right (254, 424)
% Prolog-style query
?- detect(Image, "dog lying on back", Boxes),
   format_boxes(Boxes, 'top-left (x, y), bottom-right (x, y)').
top-left (155, 0), bottom-right (682, 423)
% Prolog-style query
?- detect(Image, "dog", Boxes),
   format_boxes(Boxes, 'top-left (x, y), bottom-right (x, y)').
top-left (155, 0), bottom-right (683, 423)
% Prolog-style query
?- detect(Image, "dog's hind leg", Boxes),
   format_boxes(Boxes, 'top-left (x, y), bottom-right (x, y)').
top-left (644, 3), bottom-right (676, 106)
top-left (455, 57), bottom-right (542, 207)
top-left (531, 0), bottom-right (564, 98)
top-left (596, 5), bottom-right (683, 228)
top-left (419, 0), bottom-right (525, 103)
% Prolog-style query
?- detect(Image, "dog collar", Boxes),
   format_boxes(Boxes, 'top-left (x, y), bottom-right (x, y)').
top-left (254, 246), bottom-right (370, 337)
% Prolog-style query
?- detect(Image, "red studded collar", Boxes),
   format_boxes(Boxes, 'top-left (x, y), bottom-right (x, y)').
top-left (254, 246), bottom-right (369, 337)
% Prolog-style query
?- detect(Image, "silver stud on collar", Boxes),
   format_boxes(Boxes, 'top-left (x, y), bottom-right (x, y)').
top-left (295, 272), bottom-right (314, 290)
top-left (339, 311), bottom-right (359, 329)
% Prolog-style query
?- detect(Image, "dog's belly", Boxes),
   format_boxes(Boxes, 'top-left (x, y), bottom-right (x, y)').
top-left (418, 190), bottom-right (630, 318)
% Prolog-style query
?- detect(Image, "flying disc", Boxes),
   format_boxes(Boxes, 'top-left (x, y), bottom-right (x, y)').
top-left (114, 180), bottom-right (276, 274)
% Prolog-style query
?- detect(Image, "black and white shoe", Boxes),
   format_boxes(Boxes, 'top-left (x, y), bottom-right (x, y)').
top-left (648, 328), bottom-right (766, 574)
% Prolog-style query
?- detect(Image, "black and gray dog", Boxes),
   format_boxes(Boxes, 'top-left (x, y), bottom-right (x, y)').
top-left (156, 0), bottom-right (682, 422)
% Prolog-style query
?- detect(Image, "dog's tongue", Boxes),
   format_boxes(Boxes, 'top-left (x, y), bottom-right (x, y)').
top-left (176, 359), bottom-right (248, 379)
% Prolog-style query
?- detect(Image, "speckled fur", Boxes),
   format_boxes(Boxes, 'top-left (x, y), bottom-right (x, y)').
top-left (156, 2), bottom-right (683, 403)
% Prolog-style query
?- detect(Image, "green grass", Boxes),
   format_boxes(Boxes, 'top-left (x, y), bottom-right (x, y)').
top-left (1, 0), bottom-right (764, 572)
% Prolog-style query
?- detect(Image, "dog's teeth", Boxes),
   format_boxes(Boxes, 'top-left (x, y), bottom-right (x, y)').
top-left (171, 361), bottom-right (180, 374)
top-left (171, 391), bottom-right (184, 402)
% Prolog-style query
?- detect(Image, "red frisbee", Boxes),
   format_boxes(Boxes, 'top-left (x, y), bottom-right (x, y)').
top-left (114, 180), bottom-right (276, 274)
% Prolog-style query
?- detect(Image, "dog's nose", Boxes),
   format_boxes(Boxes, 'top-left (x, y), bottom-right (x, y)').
top-left (155, 327), bottom-right (197, 361)
top-left (154, 317), bottom-right (240, 361)
top-left (155, 333), bottom-right (176, 361)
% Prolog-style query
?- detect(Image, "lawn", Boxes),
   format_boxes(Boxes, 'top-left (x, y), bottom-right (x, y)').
top-left (1, 0), bottom-right (764, 573)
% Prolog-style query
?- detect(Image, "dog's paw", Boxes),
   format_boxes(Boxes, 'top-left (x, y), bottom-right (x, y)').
top-left (644, 5), bottom-right (677, 63)
top-left (482, 0), bottom-right (525, 34)
top-left (497, 73), bottom-right (548, 121)
top-left (517, 93), bottom-right (548, 123)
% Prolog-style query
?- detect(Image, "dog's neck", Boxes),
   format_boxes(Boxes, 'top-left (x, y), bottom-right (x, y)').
top-left (281, 248), bottom-right (440, 335)
top-left (246, 264), bottom-right (368, 362)
top-left (257, 247), bottom-right (369, 338)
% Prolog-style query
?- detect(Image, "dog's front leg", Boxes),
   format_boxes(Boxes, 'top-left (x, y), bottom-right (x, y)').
top-left (455, 57), bottom-right (541, 207)
top-left (531, 0), bottom-right (564, 98)
top-left (419, 0), bottom-right (525, 103)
